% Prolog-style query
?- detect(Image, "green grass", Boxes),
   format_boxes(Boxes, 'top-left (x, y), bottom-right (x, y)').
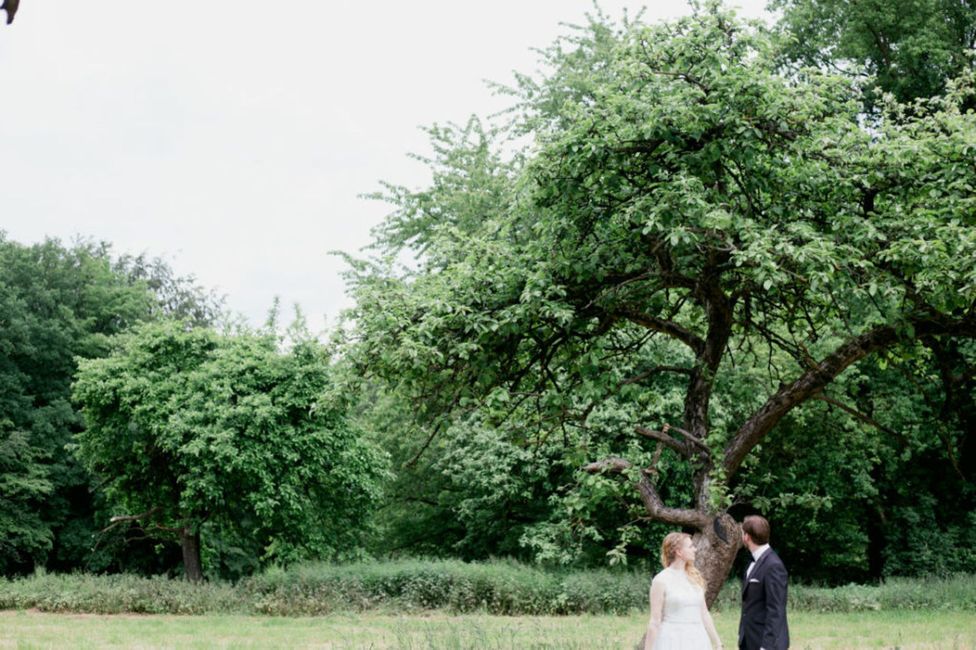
top-left (0, 610), bottom-right (973, 649)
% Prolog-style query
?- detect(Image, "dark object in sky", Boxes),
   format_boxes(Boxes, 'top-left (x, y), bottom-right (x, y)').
top-left (2, 0), bottom-right (18, 24)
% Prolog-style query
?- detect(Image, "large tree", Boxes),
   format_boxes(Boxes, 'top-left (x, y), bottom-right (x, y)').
top-left (0, 235), bottom-right (154, 573)
top-left (772, 0), bottom-right (976, 109)
top-left (345, 5), bottom-right (976, 603)
top-left (112, 252), bottom-right (225, 327)
top-left (73, 320), bottom-right (387, 581)
top-left (0, 234), bottom-right (224, 575)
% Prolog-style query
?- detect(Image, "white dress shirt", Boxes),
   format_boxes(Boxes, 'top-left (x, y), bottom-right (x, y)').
top-left (745, 543), bottom-right (770, 579)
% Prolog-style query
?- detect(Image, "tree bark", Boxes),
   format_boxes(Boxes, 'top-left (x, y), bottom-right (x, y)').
top-left (181, 527), bottom-right (203, 582)
top-left (686, 272), bottom-right (734, 508)
top-left (692, 513), bottom-right (742, 606)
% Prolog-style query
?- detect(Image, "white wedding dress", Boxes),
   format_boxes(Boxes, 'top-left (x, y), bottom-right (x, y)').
top-left (652, 567), bottom-right (711, 649)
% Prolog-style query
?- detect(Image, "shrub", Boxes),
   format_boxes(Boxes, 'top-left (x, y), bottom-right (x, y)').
top-left (1, 562), bottom-right (973, 616)
top-left (0, 572), bottom-right (242, 614)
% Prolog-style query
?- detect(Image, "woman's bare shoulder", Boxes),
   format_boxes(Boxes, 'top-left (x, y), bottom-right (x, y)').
top-left (650, 568), bottom-right (671, 585)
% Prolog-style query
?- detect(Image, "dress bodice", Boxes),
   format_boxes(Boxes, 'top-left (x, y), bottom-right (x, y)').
top-left (656, 567), bottom-right (705, 624)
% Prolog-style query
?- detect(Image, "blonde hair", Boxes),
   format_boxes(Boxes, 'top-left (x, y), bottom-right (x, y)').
top-left (660, 532), bottom-right (706, 590)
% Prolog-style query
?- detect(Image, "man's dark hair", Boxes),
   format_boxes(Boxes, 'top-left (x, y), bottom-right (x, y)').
top-left (742, 515), bottom-right (770, 545)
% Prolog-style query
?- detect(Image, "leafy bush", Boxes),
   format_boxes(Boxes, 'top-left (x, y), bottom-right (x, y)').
top-left (1, 562), bottom-right (973, 616)
top-left (240, 559), bottom-right (642, 615)
top-left (786, 575), bottom-right (976, 613)
top-left (0, 571), bottom-right (241, 614)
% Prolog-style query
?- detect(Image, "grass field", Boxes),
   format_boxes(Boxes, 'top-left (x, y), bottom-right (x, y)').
top-left (1, 610), bottom-right (974, 649)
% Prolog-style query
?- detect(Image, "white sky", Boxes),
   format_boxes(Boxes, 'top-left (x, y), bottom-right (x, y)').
top-left (1, 1), bottom-right (770, 333)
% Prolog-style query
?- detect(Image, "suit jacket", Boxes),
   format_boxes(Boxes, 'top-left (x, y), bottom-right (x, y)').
top-left (739, 548), bottom-right (789, 650)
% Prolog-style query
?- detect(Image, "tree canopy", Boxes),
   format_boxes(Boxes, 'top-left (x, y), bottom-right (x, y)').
top-left (73, 320), bottom-right (388, 580)
top-left (0, 235), bottom-right (156, 573)
top-left (772, 0), bottom-right (976, 108)
top-left (344, 4), bottom-right (976, 600)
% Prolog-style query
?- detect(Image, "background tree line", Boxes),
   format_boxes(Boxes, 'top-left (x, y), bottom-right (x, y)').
top-left (0, 234), bottom-right (386, 580)
top-left (2, 0), bottom-right (974, 588)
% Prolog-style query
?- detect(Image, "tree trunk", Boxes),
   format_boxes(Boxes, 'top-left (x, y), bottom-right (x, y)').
top-left (692, 513), bottom-right (742, 607)
top-left (181, 527), bottom-right (203, 582)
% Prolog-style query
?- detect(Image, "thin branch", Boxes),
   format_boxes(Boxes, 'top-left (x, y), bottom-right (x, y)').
top-left (811, 393), bottom-right (903, 439)
top-left (661, 423), bottom-right (711, 452)
top-left (108, 507), bottom-right (160, 524)
top-left (102, 507), bottom-right (161, 533)
top-left (614, 307), bottom-right (704, 353)
top-left (583, 456), bottom-right (711, 528)
top-left (646, 442), bottom-right (665, 478)
top-left (635, 426), bottom-right (689, 456)
top-left (620, 365), bottom-right (693, 386)
top-left (404, 420), bottom-right (446, 468)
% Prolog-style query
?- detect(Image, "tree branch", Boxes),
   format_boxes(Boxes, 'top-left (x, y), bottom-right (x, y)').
top-left (404, 417), bottom-right (449, 468)
top-left (635, 426), bottom-right (690, 456)
top-left (662, 422), bottom-right (711, 452)
top-left (723, 316), bottom-right (976, 477)
top-left (102, 507), bottom-right (161, 533)
top-left (620, 365), bottom-right (693, 386)
top-left (614, 307), bottom-right (704, 353)
top-left (811, 393), bottom-right (903, 439)
top-left (583, 457), bottom-right (711, 528)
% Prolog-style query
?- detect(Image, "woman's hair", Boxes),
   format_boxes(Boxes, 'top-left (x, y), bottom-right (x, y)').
top-left (660, 532), bottom-right (706, 590)
top-left (742, 515), bottom-right (771, 546)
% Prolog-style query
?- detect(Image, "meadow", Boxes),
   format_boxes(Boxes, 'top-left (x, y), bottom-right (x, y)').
top-left (1, 609), bottom-right (974, 649)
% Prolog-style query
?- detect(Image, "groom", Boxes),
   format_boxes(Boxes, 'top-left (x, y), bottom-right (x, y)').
top-left (739, 515), bottom-right (789, 650)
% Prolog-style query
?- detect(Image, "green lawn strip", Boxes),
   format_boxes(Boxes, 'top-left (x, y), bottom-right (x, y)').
top-left (1, 610), bottom-right (974, 649)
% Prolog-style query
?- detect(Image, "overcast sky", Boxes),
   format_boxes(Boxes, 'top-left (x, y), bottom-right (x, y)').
top-left (1, 1), bottom-right (770, 333)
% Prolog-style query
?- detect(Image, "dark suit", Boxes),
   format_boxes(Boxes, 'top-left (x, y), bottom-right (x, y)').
top-left (739, 547), bottom-right (789, 650)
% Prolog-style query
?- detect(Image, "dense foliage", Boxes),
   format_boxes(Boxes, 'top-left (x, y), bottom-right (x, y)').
top-left (3, 1), bottom-right (975, 588)
top-left (73, 321), bottom-right (388, 580)
top-left (773, 0), bottom-right (976, 110)
top-left (0, 235), bottom-right (156, 573)
top-left (344, 3), bottom-right (976, 591)
top-left (1, 560), bottom-right (973, 616)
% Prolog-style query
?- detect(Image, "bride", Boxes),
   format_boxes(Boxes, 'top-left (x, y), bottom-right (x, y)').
top-left (642, 532), bottom-right (723, 650)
